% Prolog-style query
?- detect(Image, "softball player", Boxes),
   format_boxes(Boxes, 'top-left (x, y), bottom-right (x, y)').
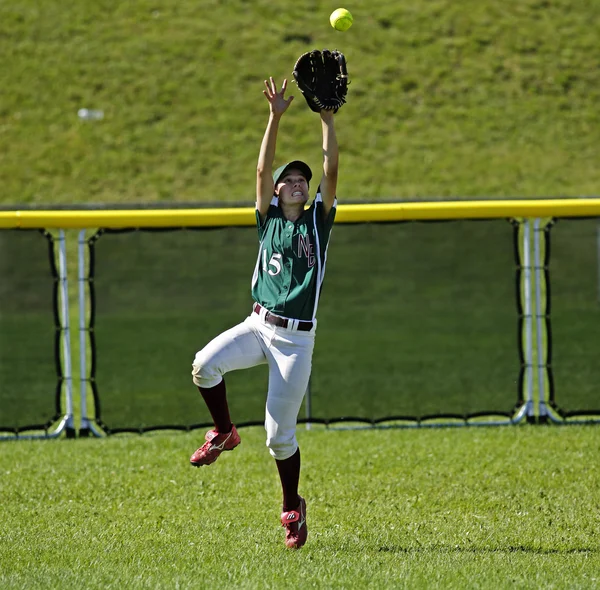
top-left (190, 77), bottom-right (339, 549)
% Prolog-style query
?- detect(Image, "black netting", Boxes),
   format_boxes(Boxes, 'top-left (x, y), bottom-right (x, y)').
top-left (89, 219), bottom-right (523, 433)
top-left (546, 218), bottom-right (600, 417)
top-left (89, 228), bottom-right (264, 433)
top-left (0, 230), bottom-right (61, 433)
top-left (312, 220), bottom-right (522, 422)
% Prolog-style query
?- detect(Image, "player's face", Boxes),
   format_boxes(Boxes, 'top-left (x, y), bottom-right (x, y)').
top-left (276, 170), bottom-right (309, 206)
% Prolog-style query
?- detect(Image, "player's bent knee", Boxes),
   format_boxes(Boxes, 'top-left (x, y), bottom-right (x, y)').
top-left (191, 351), bottom-right (222, 389)
top-left (265, 434), bottom-right (298, 461)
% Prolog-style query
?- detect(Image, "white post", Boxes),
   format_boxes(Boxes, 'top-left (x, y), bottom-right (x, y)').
top-left (58, 230), bottom-right (75, 437)
top-left (522, 220), bottom-right (534, 421)
top-left (78, 229), bottom-right (102, 436)
top-left (533, 219), bottom-right (551, 421)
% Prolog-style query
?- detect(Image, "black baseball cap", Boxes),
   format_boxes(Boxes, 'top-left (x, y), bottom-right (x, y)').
top-left (273, 160), bottom-right (313, 186)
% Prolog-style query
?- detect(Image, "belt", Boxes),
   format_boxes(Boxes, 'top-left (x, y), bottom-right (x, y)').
top-left (253, 303), bottom-right (313, 332)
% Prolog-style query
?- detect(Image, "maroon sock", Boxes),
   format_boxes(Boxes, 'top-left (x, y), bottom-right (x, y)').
top-left (198, 379), bottom-right (232, 433)
top-left (276, 448), bottom-right (301, 512)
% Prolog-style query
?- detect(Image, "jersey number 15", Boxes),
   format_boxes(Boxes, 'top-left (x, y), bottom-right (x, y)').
top-left (263, 250), bottom-right (282, 276)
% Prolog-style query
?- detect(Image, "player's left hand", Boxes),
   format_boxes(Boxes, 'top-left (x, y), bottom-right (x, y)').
top-left (263, 77), bottom-right (294, 118)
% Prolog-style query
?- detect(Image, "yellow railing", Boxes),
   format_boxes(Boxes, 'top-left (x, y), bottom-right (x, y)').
top-left (2, 198), bottom-right (600, 229)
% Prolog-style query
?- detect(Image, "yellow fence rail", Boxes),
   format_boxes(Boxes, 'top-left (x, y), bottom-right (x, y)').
top-left (2, 198), bottom-right (600, 229)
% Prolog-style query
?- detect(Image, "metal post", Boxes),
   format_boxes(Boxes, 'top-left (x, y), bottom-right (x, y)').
top-left (533, 219), bottom-right (550, 421)
top-left (78, 230), bottom-right (102, 437)
top-left (522, 220), bottom-right (535, 421)
top-left (58, 230), bottom-right (76, 437)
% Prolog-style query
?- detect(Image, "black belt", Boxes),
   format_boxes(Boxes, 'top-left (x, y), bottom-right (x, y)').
top-left (253, 303), bottom-right (313, 331)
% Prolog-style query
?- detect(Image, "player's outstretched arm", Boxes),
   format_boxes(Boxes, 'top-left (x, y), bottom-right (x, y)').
top-left (318, 109), bottom-right (339, 218)
top-left (256, 77), bottom-right (294, 219)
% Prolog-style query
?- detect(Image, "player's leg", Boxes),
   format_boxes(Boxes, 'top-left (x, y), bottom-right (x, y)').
top-left (263, 329), bottom-right (315, 548)
top-left (190, 318), bottom-right (266, 466)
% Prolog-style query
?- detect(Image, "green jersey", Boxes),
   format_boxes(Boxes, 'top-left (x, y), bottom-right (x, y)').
top-left (251, 194), bottom-right (336, 321)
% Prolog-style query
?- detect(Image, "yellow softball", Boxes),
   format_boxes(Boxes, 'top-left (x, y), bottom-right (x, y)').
top-left (330, 8), bottom-right (353, 32)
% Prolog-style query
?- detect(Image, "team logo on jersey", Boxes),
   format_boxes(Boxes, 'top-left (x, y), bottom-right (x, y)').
top-left (298, 235), bottom-right (315, 268)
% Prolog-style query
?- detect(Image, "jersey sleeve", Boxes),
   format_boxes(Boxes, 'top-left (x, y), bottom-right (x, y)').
top-left (255, 199), bottom-right (282, 240)
top-left (313, 193), bottom-right (337, 246)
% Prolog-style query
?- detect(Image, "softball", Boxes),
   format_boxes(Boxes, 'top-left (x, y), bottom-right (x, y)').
top-left (330, 8), bottom-right (353, 32)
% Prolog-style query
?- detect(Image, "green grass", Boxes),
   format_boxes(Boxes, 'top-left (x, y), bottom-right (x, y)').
top-left (2, 0), bottom-right (600, 206)
top-left (1, 425), bottom-right (599, 589)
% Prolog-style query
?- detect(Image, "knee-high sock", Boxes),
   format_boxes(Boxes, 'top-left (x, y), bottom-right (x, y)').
top-left (198, 379), bottom-right (232, 433)
top-left (276, 448), bottom-right (301, 512)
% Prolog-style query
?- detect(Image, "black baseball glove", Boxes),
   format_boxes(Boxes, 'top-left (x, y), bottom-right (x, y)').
top-left (292, 49), bottom-right (348, 113)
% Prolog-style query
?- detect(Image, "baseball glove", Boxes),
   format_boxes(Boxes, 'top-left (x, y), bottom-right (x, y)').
top-left (292, 49), bottom-right (348, 113)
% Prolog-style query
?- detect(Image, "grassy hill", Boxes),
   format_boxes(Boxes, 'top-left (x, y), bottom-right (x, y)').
top-left (2, 0), bottom-right (600, 206)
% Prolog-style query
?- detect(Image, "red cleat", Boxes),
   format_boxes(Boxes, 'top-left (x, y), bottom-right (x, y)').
top-left (281, 496), bottom-right (308, 549)
top-left (190, 426), bottom-right (241, 467)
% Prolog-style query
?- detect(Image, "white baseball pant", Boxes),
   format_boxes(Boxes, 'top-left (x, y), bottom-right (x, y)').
top-left (191, 311), bottom-right (316, 460)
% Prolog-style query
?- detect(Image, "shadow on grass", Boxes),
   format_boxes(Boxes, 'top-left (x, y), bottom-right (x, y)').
top-left (377, 544), bottom-right (597, 555)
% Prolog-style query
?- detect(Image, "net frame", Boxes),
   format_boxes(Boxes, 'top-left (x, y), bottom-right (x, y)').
top-left (534, 216), bottom-right (600, 425)
top-left (78, 213), bottom-right (534, 434)
top-left (0, 229), bottom-right (75, 439)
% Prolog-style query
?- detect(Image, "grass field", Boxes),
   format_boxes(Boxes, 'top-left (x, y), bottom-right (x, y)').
top-left (2, 0), bottom-right (600, 205)
top-left (1, 425), bottom-right (599, 589)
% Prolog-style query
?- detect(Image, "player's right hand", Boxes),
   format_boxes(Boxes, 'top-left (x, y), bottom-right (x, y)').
top-left (263, 77), bottom-right (294, 117)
